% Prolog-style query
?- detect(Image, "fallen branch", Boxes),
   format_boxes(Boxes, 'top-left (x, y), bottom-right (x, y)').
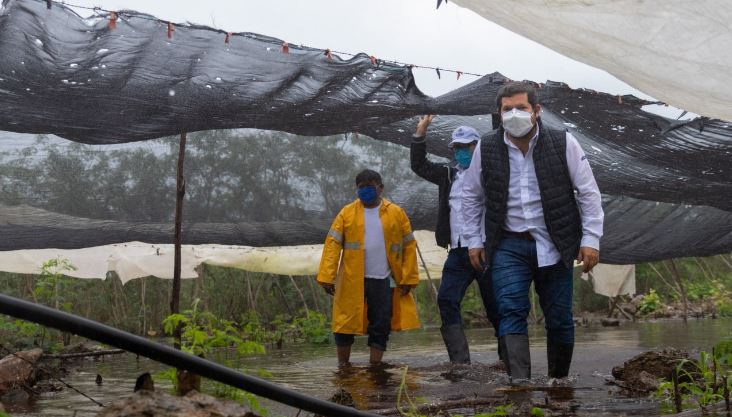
top-left (42, 349), bottom-right (126, 359)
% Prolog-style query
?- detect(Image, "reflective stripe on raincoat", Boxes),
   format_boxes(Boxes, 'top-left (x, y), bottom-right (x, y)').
top-left (316, 198), bottom-right (420, 335)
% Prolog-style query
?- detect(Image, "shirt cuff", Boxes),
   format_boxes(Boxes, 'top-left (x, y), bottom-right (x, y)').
top-left (411, 133), bottom-right (426, 143)
top-left (580, 234), bottom-right (600, 250)
top-left (467, 236), bottom-right (484, 249)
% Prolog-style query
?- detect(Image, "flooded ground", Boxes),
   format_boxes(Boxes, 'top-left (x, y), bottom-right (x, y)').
top-left (5, 318), bottom-right (732, 416)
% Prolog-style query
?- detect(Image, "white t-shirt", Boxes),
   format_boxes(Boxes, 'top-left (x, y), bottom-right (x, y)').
top-left (448, 168), bottom-right (486, 248)
top-left (363, 205), bottom-right (391, 279)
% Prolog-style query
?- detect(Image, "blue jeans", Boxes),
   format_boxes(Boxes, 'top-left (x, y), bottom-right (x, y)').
top-left (438, 247), bottom-right (500, 334)
top-left (491, 237), bottom-right (574, 344)
top-left (334, 277), bottom-right (393, 351)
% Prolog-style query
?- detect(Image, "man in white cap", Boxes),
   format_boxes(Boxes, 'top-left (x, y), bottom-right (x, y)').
top-left (410, 115), bottom-right (501, 365)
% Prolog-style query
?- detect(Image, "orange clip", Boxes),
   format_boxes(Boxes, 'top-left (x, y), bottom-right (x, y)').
top-left (282, 42), bottom-right (289, 54)
top-left (167, 22), bottom-right (174, 39)
top-left (225, 32), bottom-right (232, 44)
top-left (456, 71), bottom-right (462, 80)
top-left (324, 48), bottom-right (333, 61)
top-left (369, 55), bottom-right (378, 66)
top-left (109, 12), bottom-right (117, 30)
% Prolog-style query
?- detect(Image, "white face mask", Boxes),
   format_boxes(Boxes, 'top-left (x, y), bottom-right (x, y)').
top-left (501, 108), bottom-right (535, 138)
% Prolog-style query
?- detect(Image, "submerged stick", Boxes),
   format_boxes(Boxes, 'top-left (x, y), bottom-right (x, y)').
top-left (42, 349), bottom-right (126, 359)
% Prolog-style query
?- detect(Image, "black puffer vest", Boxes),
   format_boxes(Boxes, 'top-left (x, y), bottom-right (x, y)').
top-left (480, 121), bottom-right (581, 268)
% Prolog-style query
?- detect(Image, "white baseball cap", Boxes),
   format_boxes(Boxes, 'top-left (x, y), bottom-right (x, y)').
top-left (448, 125), bottom-right (480, 148)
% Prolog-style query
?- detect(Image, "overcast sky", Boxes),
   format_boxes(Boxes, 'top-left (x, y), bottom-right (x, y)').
top-left (63, 0), bottom-right (650, 99)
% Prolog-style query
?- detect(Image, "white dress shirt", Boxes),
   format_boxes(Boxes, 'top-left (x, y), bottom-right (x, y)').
top-left (363, 204), bottom-right (391, 279)
top-left (448, 168), bottom-right (486, 248)
top-left (462, 127), bottom-right (604, 267)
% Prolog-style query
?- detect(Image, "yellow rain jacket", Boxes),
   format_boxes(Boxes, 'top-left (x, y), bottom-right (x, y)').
top-left (317, 198), bottom-right (420, 335)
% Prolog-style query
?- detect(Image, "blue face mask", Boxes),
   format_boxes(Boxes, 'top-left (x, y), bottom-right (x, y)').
top-left (358, 185), bottom-right (378, 205)
top-left (454, 147), bottom-right (472, 168)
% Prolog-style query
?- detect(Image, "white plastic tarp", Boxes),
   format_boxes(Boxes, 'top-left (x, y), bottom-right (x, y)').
top-left (0, 230), bottom-right (447, 284)
top-left (581, 264), bottom-right (636, 298)
top-left (0, 227), bottom-right (632, 299)
top-left (453, 0), bottom-right (732, 121)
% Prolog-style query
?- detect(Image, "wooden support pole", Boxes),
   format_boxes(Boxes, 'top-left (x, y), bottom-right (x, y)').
top-left (667, 259), bottom-right (688, 323)
top-left (171, 132), bottom-right (187, 350)
top-left (140, 276), bottom-right (146, 336)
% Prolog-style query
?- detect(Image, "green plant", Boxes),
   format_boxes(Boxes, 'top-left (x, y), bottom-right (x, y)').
top-left (686, 280), bottom-right (717, 301)
top-left (35, 258), bottom-right (76, 312)
top-left (207, 380), bottom-right (269, 416)
top-left (475, 404), bottom-right (513, 417)
top-left (530, 406), bottom-right (545, 417)
top-left (153, 367), bottom-right (179, 394)
top-left (162, 299), bottom-right (265, 357)
top-left (0, 316), bottom-right (46, 349)
top-left (239, 311), bottom-right (276, 345)
top-left (638, 289), bottom-right (663, 315)
top-left (675, 352), bottom-right (723, 409)
top-left (654, 340), bottom-right (732, 414)
top-left (292, 311), bottom-right (330, 344)
top-left (159, 300), bottom-right (272, 414)
top-left (0, 258), bottom-right (79, 350)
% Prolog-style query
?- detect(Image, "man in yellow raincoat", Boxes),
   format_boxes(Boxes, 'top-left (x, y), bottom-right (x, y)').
top-left (317, 169), bottom-right (420, 366)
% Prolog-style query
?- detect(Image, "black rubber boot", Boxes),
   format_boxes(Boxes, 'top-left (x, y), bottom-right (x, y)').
top-left (497, 338), bottom-right (507, 364)
top-left (500, 334), bottom-right (531, 384)
top-left (547, 341), bottom-right (574, 379)
top-left (440, 324), bottom-right (471, 364)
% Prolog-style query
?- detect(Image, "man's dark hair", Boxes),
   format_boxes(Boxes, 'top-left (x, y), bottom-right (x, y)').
top-left (355, 169), bottom-right (383, 187)
top-left (495, 82), bottom-right (539, 110)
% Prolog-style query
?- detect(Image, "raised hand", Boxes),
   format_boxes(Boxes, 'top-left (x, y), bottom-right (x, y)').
top-left (414, 115), bottom-right (434, 137)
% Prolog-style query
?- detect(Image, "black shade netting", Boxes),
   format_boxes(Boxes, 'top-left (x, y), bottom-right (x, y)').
top-left (0, 0), bottom-right (731, 263)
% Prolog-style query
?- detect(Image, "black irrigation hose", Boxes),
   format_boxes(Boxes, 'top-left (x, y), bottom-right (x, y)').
top-left (0, 293), bottom-right (379, 417)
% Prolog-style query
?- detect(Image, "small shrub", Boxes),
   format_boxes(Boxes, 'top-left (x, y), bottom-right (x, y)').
top-left (654, 340), bottom-right (732, 414)
top-left (638, 289), bottom-right (663, 315)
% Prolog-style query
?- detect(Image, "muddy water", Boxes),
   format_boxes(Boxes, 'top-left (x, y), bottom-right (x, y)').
top-left (6, 318), bottom-right (732, 417)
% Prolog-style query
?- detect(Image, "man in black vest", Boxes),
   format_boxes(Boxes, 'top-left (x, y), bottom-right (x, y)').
top-left (410, 116), bottom-right (501, 365)
top-left (461, 82), bottom-right (604, 383)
